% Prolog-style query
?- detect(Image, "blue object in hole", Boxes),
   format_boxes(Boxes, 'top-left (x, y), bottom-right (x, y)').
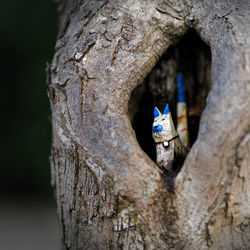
top-left (177, 73), bottom-right (186, 103)
top-left (153, 124), bottom-right (163, 133)
top-left (177, 73), bottom-right (184, 82)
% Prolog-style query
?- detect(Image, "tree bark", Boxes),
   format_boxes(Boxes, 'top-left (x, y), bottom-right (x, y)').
top-left (48, 0), bottom-right (250, 249)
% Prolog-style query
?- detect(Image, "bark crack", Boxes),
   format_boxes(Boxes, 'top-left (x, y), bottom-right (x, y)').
top-left (111, 38), bottom-right (121, 66)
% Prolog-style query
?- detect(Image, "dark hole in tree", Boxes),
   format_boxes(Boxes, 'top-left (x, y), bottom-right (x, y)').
top-left (128, 29), bottom-right (212, 163)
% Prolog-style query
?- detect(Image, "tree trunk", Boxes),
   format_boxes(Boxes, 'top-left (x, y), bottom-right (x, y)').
top-left (48, 0), bottom-right (250, 249)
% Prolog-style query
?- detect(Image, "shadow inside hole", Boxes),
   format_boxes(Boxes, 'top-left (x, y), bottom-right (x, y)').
top-left (128, 29), bottom-right (211, 162)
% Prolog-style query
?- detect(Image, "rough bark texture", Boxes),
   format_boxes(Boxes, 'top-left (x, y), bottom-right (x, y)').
top-left (48, 0), bottom-right (250, 249)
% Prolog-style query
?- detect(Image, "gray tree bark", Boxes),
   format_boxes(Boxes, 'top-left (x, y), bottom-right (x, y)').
top-left (48, 0), bottom-right (250, 249)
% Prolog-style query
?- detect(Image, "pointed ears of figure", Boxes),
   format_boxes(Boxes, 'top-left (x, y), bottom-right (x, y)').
top-left (154, 106), bottom-right (161, 118)
top-left (163, 103), bottom-right (170, 115)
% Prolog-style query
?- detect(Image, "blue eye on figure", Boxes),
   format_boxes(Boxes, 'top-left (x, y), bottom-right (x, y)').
top-left (153, 126), bottom-right (157, 133)
top-left (157, 125), bottom-right (163, 132)
top-left (153, 124), bottom-right (163, 133)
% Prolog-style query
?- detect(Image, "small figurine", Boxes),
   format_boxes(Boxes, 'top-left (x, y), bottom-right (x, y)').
top-left (176, 73), bottom-right (189, 148)
top-left (152, 103), bottom-right (186, 173)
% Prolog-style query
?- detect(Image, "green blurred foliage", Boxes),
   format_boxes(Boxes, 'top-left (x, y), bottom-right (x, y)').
top-left (0, 0), bottom-right (57, 195)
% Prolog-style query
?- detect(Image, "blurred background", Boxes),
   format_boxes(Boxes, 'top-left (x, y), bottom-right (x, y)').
top-left (0, 1), bottom-right (61, 249)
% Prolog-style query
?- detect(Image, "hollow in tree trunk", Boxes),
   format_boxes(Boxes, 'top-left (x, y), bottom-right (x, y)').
top-left (48, 0), bottom-right (250, 249)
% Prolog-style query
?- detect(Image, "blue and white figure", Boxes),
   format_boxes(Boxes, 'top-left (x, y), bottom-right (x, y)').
top-left (152, 104), bottom-right (177, 144)
top-left (176, 73), bottom-right (189, 148)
